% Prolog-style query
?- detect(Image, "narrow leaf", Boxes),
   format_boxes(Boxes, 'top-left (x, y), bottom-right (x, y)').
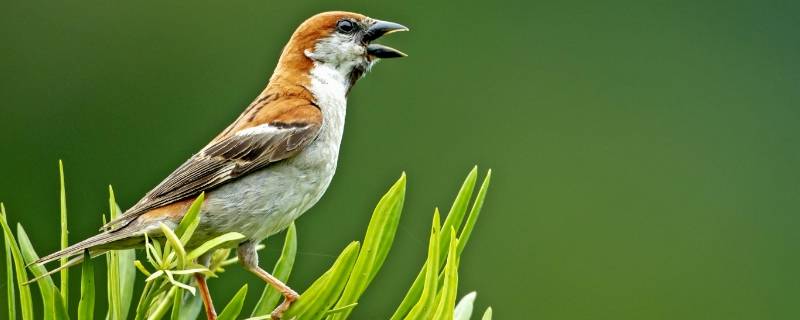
top-left (176, 281), bottom-right (203, 320)
top-left (17, 224), bottom-right (58, 320)
top-left (159, 223), bottom-right (187, 269)
top-left (251, 223), bottom-right (297, 317)
top-left (175, 193), bottom-right (204, 244)
top-left (78, 251), bottom-right (95, 320)
top-left (439, 167), bottom-right (477, 262)
top-left (403, 210), bottom-right (441, 320)
top-left (52, 289), bottom-right (70, 320)
top-left (145, 237), bottom-right (163, 269)
top-left (329, 173), bottom-right (406, 320)
top-left (4, 231), bottom-right (16, 320)
top-left (58, 160), bottom-right (70, 309)
top-left (106, 189), bottom-right (122, 320)
top-left (165, 271), bottom-right (195, 295)
top-left (482, 307), bottom-right (493, 320)
top-left (170, 283), bottom-right (183, 320)
top-left (217, 284), bottom-right (248, 320)
top-left (146, 286), bottom-right (178, 320)
top-left (146, 270), bottom-right (164, 282)
top-left (453, 292), bottom-right (476, 320)
top-left (134, 260), bottom-right (152, 276)
top-left (134, 280), bottom-right (153, 320)
top-left (0, 204), bottom-right (35, 320)
top-left (106, 188), bottom-right (134, 320)
top-left (457, 170), bottom-right (491, 255)
top-left (432, 229), bottom-right (459, 320)
top-left (186, 232), bottom-right (245, 261)
top-left (168, 268), bottom-right (209, 275)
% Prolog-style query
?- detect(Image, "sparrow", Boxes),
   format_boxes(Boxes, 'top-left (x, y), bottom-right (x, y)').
top-left (31, 11), bottom-right (408, 319)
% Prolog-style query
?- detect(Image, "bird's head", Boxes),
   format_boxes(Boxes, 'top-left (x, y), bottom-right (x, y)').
top-left (272, 11), bottom-right (408, 89)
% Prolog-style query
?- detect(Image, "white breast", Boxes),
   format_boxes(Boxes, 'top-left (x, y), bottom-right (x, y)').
top-left (196, 62), bottom-right (349, 242)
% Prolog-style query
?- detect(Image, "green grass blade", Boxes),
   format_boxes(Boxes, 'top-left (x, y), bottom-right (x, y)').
top-left (176, 283), bottom-right (203, 320)
top-left (117, 247), bottom-right (136, 319)
top-left (52, 288), bottom-right (70, 320)
top-left (106, 186), bottom-right (122, 320)
top-left (453, 292), bottom-right (476, 320)
top-left (134, 280), bottom-right (153, 320)
top-left (146, 286), bottom-right (177, 320)
top-left (186, 232), bottom-right (245, 261)
top-left (439, 167), bottom-right (477, 261)
top-left (175, 193), bottom-right (204, 244)
top-left (482, 307), bottom-right (493, 320)
top-left (432, 229), bottom-right (459, 320)
top-left (105, 251), bottom-right (119, 320)
top-left (403, 210), bottom-right (441, 320)
top-left (329, 173), bottom-right (406, 320)
top-left (117, 249), bottom-right (136, 319)
top-left (58, 160), bottom-right (70, 309)
top-left (217, 284), bottom-right (248, 320)
top-left (251, 223), bottom-right (297, 317)
top-left (78, 251), bottom-right (95, 320)
top-left (169, 284), bottom-right (182, 320)
top-left (284, 241), bottom-right (360, 320)
top-left (0, 204), bottom-right (34, 320)
top-left (16, 224), bottom-right (58, 320)
top-left (5, 230), bottom-right (16, 320)
top-left (457, 170), bottom-right (491, 256)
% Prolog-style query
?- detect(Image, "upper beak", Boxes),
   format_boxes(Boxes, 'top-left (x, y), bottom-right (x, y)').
top-left (364, 20), bottom-right (409, 59)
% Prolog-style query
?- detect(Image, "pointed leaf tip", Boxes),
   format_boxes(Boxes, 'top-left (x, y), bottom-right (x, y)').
top-left (454, 292), bottom-right (477, 320)
top-left (481, 306), bottom-right (493, 320)
top-left (217, 284), bottom-right (248, 320)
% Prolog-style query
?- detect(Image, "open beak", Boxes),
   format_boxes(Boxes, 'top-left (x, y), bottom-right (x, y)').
top-left (364, 20), bottom-right (409, 59)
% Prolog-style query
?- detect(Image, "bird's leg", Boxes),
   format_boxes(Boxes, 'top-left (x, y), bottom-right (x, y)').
top-left (195, 253), bottom-right (217, 320)
top-left (195, 274), bottom-right (217, 320)
top-left (237, 241), bottom-right (299, 320)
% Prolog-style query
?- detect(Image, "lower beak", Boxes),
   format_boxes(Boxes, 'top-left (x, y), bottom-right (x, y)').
top-left (364, 20), bottom-right (409, 59)
top-left (367, 44), bottom-right (407, 58)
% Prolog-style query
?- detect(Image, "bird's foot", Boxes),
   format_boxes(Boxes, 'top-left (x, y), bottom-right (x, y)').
top-left (270, 289), bottom-right (299, 320)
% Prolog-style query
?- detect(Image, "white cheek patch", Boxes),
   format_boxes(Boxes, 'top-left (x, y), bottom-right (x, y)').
top-left (305, 33), bottom-right (367, 69)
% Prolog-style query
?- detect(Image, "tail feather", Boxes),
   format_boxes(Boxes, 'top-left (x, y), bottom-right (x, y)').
top-left (29, 231), bottom-right (133, 267)
top-left (24, 250), bottom-right (107, 285)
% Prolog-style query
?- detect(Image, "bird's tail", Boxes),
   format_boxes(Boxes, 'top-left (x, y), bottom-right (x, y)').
top-left (25, 250), bottom-right (106, 284)
top-left (28, 230), bottom-right (136, 268)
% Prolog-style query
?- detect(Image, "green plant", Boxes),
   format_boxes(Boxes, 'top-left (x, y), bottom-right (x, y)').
top-left (1, 163), bottom-right (492, 319)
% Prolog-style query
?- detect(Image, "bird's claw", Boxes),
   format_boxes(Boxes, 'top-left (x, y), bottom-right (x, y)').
top-left (270, 290), bottom-right (299, 319)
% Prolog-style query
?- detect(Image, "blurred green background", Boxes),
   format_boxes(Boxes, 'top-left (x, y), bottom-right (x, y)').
top-left (1, 0), bottom-right (799, 318)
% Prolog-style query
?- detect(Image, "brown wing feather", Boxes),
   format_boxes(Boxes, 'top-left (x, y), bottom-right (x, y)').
top-left (103, 100), bottom-right (322, 231)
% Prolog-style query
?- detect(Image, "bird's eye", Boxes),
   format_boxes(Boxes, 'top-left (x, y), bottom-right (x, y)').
top-left (336, 20), bottom-right (356, 33)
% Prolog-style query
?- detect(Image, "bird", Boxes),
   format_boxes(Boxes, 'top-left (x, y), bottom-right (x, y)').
top-left (30, 11), bottom-right (408, 320)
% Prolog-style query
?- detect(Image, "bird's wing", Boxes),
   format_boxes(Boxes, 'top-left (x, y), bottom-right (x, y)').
top-left (102, 101), bottom-right (322, 231)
